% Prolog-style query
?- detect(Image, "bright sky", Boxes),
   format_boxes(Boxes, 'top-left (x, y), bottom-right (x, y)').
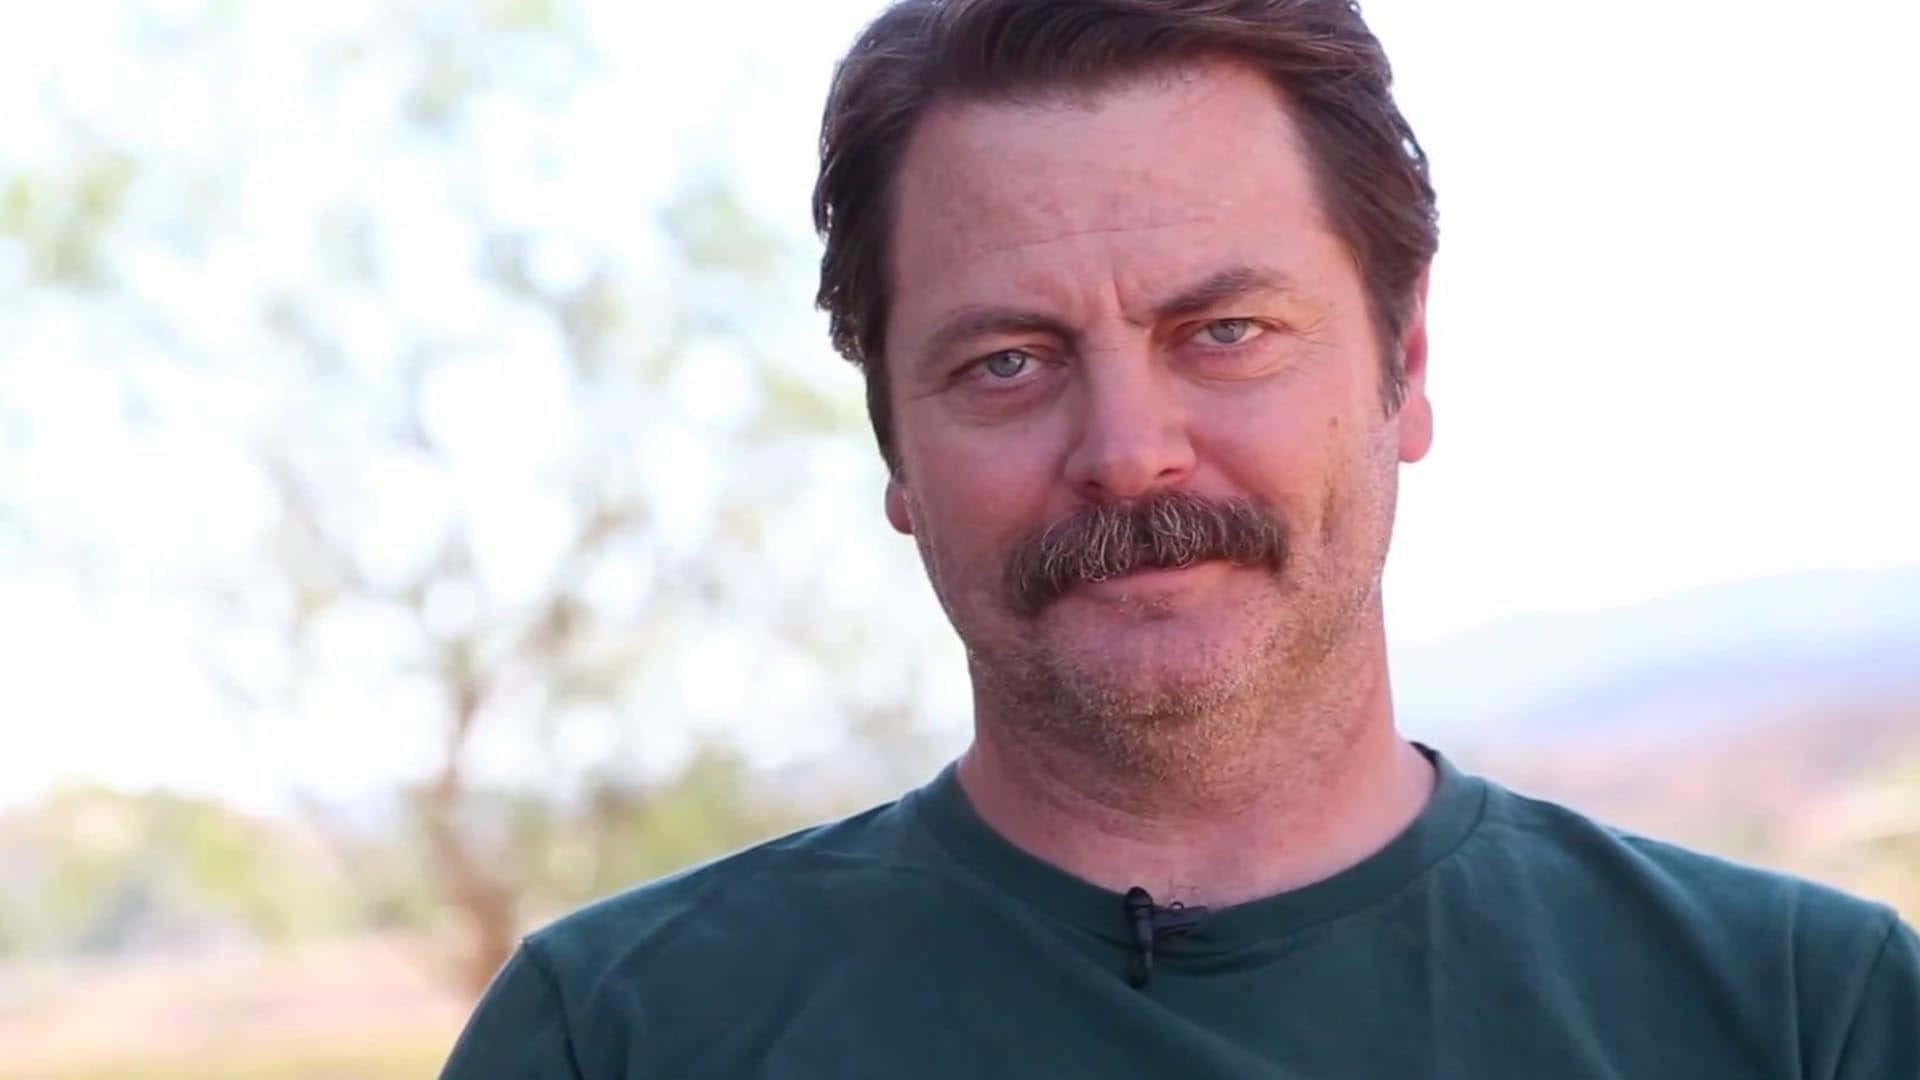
top-left (1, 0), bottom-right (1915, 810)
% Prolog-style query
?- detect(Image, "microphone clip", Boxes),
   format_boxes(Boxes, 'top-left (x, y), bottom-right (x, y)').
top-left (1124, 886), bottom-right (1209, 988)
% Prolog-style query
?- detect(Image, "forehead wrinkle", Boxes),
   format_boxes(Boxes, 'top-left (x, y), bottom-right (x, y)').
top-left (951, 216), bottom-right (1216, 266)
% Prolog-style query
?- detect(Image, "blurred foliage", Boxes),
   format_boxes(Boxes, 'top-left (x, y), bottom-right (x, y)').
top-left (0, 788), bottom-right (356, 958)
top-left (0, 0), bottom-right (936, 1012)
top-left (0, 150), bottom-right (135, 287)
top-left (517, 744), bottom-right (786, 901)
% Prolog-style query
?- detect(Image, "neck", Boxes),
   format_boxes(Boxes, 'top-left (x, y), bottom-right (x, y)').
top-left (954, 621), bottom-right (1435, 910)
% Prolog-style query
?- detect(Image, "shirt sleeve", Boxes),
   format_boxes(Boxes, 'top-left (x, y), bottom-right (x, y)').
top-left (438, 943), bottom-right (587, 1080)
top-left (1832, 914), bottom-right (1920, 1080)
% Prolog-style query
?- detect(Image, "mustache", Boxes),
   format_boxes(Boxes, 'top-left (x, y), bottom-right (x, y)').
top-left (1002, 491), bottom-right (1289, 617)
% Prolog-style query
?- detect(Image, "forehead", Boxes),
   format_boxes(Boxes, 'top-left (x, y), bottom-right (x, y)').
top-left (887, 60), bottom-right (1339, 332)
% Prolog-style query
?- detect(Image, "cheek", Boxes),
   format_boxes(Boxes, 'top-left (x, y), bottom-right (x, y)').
top-left (1317, 419), bottom-right (1401, 558)
top-left (1191, 386), bottom-right (1368, 552)
top-left (1195, 392), bottom-right (1325, 499)
top-left (900, 425), bottom-right (1060, 574)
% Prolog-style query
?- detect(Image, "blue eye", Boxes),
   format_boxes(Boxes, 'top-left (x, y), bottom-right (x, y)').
top-left (982, 351), bottom-right (1031, 379)
top-left (1197, 319), bottom-right (1259, 346)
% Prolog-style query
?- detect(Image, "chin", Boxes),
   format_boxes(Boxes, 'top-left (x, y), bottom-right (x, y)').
top-left (1070, 671), bottom-right (1243, 728)
top-left (1047, 589), bottom-right (1257, 660)
top-left (1045, 627), bottom-right (1263, 722)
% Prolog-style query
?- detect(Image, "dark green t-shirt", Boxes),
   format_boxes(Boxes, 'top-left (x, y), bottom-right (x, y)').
top-left (440, 750), bottom-right (1919, 1078)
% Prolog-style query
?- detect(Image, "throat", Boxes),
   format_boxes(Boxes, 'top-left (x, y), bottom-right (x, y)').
top-left (954, 719), bottom-right (1434, 911)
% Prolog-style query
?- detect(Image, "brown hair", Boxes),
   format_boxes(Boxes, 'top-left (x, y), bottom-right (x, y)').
top-left (814, 0), bottom-right (1437, 472)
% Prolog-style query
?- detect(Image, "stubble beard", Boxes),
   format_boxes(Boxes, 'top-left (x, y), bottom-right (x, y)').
top-left (913, 485), bottom-right (1391, 803)
top-left (966, 566), bottom-right (1372, 802)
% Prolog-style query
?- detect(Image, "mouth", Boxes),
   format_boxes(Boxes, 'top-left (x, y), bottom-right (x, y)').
top-left (1072, 561), bottom-right (1225, 600)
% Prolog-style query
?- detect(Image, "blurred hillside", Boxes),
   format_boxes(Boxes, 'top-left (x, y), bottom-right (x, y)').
top-left (1423, 567), bottom-right (1920, 921)
top-left (0, 762), bottom-right (873, 1078)
top-left (1401, 563), bottom-right (1920, 742)
top-left (1414, 565), bottom-right (1920, 914)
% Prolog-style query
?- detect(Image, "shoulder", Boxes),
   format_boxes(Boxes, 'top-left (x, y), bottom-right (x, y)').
top-left (1443, 774), bottom-right (1918, 1071)
top-left (442, 793), bottom-right (959, 1076)
top-left (1462, 777), bottom-right (1908, 1043)
top-left (1468, 779), bottom-right (1900, 948)
top-left (520, 791), bottom-right (945, 998)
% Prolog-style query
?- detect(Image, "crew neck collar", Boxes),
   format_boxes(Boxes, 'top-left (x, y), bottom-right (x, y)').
top-left (904, 744), bottom-right (1488, 953)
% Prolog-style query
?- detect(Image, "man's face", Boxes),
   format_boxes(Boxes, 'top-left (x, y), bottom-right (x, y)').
top-left (882, 60), bottom-right (1432, 734)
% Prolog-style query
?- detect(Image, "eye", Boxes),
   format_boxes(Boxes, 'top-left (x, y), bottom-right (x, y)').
top-left (1192, 318), bottom-right (1263, 346)
top-left (979, 350), bottom-right (1032, 379)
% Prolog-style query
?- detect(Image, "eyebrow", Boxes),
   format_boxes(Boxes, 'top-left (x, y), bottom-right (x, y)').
top-left (1152, 265), bottom-right (1301, 322)
top-left (916, 309), bottom-right (1076, 374)
top-left (914, 264), bottom-right (1301, 372)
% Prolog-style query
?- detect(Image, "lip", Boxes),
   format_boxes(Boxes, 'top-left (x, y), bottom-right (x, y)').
top-left (1073, 562), bottom-right (1223, 597)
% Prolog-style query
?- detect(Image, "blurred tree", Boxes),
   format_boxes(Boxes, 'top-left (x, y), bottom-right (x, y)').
top-left (0, 0), bottom-right (944, 999)
top-left (250, 165), bottom-right (890, 991)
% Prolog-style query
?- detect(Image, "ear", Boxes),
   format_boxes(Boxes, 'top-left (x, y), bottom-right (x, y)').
top-left (1395, 267), bottom-right (1434, 464)
top-left (884, 472), bottom-right (915, 535)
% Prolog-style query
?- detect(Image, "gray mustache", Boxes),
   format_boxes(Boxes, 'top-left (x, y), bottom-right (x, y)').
top-left (1003, 492), bottom-right (1289, 617)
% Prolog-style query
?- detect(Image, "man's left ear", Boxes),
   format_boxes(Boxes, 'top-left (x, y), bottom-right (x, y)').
top-left (884, 473), bottom-right (915, 535)
top-left (1396, 268), bottom-right (1434, 464)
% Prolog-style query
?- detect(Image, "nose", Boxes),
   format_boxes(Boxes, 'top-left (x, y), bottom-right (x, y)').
top-left (1061, 342), bottom-right (1197, 501)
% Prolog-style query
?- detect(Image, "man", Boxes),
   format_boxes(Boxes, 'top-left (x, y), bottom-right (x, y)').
top-left (441, 1), bottom-right (1919, 1075)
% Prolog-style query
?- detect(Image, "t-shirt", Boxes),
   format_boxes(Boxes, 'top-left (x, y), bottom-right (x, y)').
top-left (438, 748), bottom-right (1920, 1078)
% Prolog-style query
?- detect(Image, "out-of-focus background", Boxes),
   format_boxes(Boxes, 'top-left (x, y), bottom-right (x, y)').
top-left (0, 0), bottom-right (1914, 1075)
